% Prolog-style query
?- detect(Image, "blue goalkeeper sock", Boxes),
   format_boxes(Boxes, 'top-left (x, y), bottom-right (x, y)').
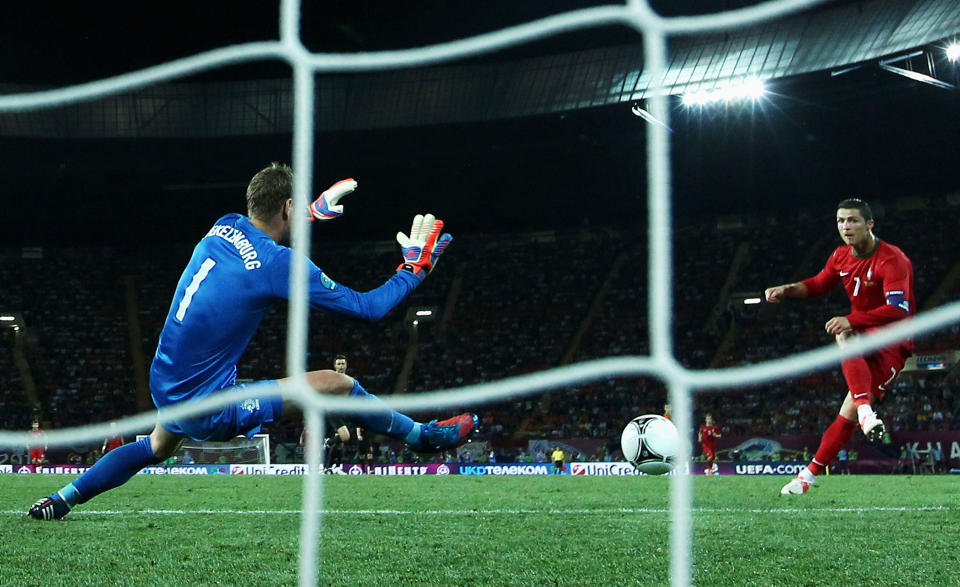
top-left (61, 436), bottom-right (162, 506)
top-left (347, 379), bottom-right (420, 443)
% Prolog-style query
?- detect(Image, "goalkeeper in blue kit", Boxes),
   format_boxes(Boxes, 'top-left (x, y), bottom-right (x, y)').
top-left (29, 163), bottom-right (478, 520)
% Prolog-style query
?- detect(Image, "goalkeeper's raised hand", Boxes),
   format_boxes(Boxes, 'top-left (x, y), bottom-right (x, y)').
top-left (396, 213), bottom-right (452, 279)
top-left (308, 178), bottom-right (357, 221)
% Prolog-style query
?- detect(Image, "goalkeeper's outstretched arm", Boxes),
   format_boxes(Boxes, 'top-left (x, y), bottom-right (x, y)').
top-left (273, 212), bottom-right (453, 322)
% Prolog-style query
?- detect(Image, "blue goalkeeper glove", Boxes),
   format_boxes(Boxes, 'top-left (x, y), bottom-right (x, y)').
top-left (307, 178), bottom-right (357, 221)
top-left (396, 213), bottom-right (452, 279)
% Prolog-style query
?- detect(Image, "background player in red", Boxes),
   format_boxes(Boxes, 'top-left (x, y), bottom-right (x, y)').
top-left (27, 420), bottom-right (47, 464)
top-left (698, 413), bottom-right (721, 475)
top-left (765, 198), bottom-right (914, 496)
top-left (101, 422), bottom-right (125, 456)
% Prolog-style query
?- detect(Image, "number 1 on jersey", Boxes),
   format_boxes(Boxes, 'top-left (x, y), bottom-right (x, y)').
top-left (176, 257), bottom-right (217, 321)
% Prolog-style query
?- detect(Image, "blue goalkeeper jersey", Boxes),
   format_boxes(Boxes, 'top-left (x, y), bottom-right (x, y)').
top-left (150, 213), bottom-right (420, 407)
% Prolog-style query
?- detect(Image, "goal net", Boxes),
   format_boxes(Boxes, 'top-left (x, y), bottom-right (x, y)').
top-left (136, 433), bottom-right (270, 465)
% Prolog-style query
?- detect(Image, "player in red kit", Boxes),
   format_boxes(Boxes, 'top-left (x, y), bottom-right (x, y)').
top-left (765, 198), bottom-right (914, 496)
top-left (698, 414), bottom-right (722, 475)
top-left (27, 421), bottom-right (47, 465)
top-left (102, 422), bottom-right (125, 456)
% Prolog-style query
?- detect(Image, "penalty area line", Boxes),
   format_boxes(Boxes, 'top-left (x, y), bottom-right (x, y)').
top-left (2, 505), bottom-right (954, 516)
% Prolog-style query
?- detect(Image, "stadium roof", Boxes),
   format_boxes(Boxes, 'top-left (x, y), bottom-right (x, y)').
top-left (1, 1), bottom-right (958, 245)
top-left (1, 0), bottom-right (958, 138)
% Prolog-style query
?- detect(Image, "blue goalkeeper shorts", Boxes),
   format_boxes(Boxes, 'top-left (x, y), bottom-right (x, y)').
top-left (158, 380), bottom-right (284, 442)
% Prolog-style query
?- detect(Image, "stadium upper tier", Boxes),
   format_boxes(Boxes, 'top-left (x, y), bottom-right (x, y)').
top-left (1, 0), bottom-right (958, 138)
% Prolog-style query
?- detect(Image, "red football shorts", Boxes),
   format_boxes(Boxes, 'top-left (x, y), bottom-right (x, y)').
top-left (852, 345), bottom-right (909, 402)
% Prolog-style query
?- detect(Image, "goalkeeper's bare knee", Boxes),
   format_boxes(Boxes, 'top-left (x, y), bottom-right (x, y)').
top-left (281, 370), bottom-right (354, 396)
top-left (279, 371), bottom-right (356, 421)
top-left (149, 425), bottom-right (185, 460)
top-left (305, 370), bottom-right (355, 395)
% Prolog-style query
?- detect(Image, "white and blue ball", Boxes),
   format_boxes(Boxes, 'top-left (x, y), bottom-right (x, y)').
top-left (620, 414), bottom-right (679, 475)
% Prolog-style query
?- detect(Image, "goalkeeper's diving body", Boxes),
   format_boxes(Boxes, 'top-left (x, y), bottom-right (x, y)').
top-left (29, 162), bottom-right (477, 520)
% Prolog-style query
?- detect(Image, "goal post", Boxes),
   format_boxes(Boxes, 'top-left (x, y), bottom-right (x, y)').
top-left (135, 433), bottom-right (271, 465)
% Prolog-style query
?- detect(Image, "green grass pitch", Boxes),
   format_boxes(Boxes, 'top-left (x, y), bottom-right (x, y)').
top-left (2, 474), bottom-right (957, 585)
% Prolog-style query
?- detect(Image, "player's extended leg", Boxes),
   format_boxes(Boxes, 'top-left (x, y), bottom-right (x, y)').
top-left (840, 356), bottom-right (886, 441)
top-left (704, 450), bottom-right (716, 475)
top-left (283, 370), bottom-right (477, 453)
top-left (28, 424), bottom-right (183, 520)
top-left (322, 425), bottom-right (351, 473)
top-left (836, 333), bottom-right (886, 441)
top-left (781, 393), bottom-right (857, 496)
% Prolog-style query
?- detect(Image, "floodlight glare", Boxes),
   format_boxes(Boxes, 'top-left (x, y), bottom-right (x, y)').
top-left (682, 90), bottom-right (711, 106)
top-left (947, 43), bottom-right (960, 62)
top-left (742, 297), bottom-right (763, 305)
top-left (716, 85), bottom-right (738, 102)
top-left (0, 315), bottom-right (15, 321)
top-left (415, 310), bottom-right (433, 317)
top-left (744, 78), bottom-right (766, 98)
top-left (681, 78), bottom-right (765, 107)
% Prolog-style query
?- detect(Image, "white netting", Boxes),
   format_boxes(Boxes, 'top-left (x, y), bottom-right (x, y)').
top-left (135, 434), bottom-right (271, 465)
top-left (3, 1), bottom-right (960, 586)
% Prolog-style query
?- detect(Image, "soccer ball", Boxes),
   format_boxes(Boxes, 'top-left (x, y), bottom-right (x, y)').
top-left (620, 414), bottom-right (679, 475)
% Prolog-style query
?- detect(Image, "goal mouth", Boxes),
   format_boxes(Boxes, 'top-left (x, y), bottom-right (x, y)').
top-left (136, 433), bottom-right (270, 466)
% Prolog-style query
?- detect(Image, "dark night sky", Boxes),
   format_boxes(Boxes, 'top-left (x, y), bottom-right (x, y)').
top-left (1, 1), bottom-right (793, 83)
top-left (1, 1), bottom-right (958, 245)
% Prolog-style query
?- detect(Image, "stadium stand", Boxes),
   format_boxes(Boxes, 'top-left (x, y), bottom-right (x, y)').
top-left (2, 197), bottom-right (958, 460)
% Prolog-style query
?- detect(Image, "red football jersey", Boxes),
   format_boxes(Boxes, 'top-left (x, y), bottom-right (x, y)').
top-left (699, 425), bottom-right (721, 450)
top-left (27, 428), bottom-right (45, 447)
top-left (28, 428), bottom-right (46, 459)
top-left (104, 436), bottom-right (124, 452)
top-left (802, 240), bottom-right (914, 352)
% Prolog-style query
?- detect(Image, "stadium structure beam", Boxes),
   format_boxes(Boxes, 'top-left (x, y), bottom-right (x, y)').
top-left (878, 51), bottom-right (956, 90)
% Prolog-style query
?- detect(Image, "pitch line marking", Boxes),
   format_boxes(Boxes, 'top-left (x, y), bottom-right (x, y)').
top-left (2, 506), bottom-right (953, 516)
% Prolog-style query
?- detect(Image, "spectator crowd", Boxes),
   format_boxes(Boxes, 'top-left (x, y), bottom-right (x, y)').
top-left (2, 198), bottom-right (959, 458)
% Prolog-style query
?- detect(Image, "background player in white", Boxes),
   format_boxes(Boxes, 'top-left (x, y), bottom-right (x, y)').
top-left (765, 198), bottom-right (914, 496)
top-left (29, 163), bottom-right (477, 520)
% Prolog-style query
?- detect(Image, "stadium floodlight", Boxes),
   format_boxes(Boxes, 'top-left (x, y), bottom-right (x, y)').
top-left (947, 43), bottom-right (960, 62)
top-left (0, 315), bottom-right (15, 321)
top-left (742, 297), bottom-right (762, 305)
top-left (407, 306), bottom-right (437, 325)
top-left (743, 78), bottom-right (766, 98)
top-left (681, 90), bottom-right (710, 106)
top-left (681, 78), bottom-right (766, 107)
